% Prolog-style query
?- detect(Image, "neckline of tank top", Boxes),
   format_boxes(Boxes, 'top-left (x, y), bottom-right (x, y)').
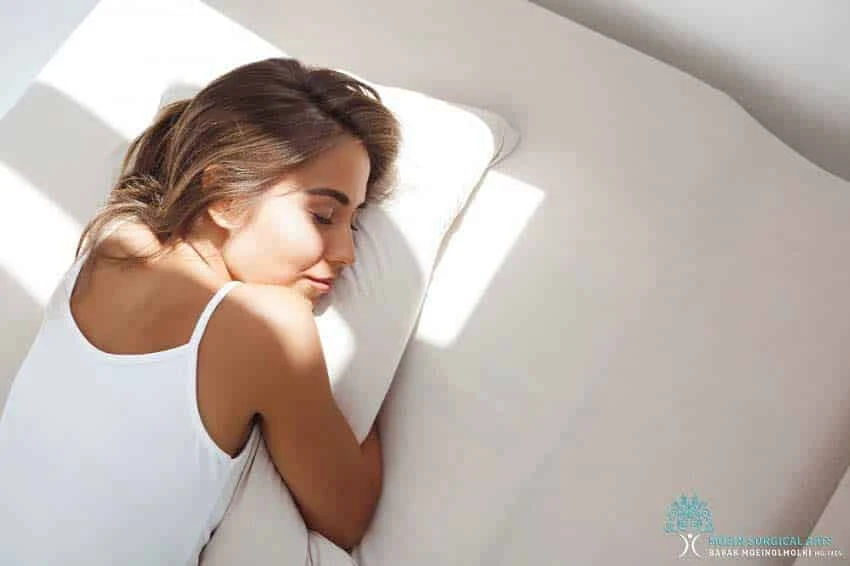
top-left (61, 251), bottom-right (242, 364)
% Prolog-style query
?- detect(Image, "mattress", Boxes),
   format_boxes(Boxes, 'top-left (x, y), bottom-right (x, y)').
top-left (207, 2), bottom-right (850, 564)
top-left (2, 0), bottom-right (849, 564)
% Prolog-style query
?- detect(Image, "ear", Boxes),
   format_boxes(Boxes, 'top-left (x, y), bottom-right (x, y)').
top-left (202, 164), bottom-right (243, 232)
top-left (206, 199), bottom-right (242, 232)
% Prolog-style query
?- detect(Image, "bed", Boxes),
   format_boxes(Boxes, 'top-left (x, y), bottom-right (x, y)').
top-left (2, 0), bottom-right (849, 564)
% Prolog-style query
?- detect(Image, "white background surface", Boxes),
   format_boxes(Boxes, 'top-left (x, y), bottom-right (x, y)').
top-left (533, 0), bottom-right (850, 183)
top-left (0, 0), bottom-right (99, 119)
top-left (2, 1), bottom-right (849, 564)
top-left (3, 0), bottom-right (848, 183)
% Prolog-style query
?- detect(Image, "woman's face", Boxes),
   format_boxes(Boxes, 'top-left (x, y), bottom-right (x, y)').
top-left (212, 137), bottom-right (370, 304)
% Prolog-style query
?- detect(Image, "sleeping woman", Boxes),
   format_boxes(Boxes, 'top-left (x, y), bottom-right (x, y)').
top-left (0, 56), bottom-right (401, 564)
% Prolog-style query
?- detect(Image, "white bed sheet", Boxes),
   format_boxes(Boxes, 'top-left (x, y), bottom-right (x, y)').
top-left (3, 0), bottom-right (849, 564)
top-left (194, 2), bottom-right (850, 564)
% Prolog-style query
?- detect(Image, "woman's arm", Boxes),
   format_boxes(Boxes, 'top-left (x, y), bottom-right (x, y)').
top-left (238, 285), bottom-right (383, 552)
top-left (360, 421), bottom-right (383, 509)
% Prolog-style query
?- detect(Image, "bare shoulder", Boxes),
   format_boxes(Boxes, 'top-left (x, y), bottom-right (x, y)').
top-left (224, 283), bottom-right (313, 334)
top-left (213, 283), bottom-right (325, 413)
top-left (224, 283), bottom-right (319, 357)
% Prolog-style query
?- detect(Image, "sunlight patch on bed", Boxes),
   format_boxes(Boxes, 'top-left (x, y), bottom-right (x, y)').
top-left (415, 170), bottom-right (543, 347)
top-left (0, 164), bottom-right (80, 305)
top-left (34, 0), bottom-right (282, 139)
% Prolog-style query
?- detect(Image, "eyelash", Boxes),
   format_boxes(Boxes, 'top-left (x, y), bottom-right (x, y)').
top-left (312, 212), bottom-right (360, 231)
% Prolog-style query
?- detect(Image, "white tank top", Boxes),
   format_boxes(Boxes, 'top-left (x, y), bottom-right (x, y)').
top-left (0, 252), bottom-right (261, 566)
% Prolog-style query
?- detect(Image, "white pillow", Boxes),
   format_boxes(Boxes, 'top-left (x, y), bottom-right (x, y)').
top-left (312, 87), bottom-right (520, 443)
top-left (179, 81), bottom-right (518, 564)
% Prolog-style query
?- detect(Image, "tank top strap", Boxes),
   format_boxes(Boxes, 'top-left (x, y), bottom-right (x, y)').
top-left (187, 281), bottom-right (242, 347)
top-left (46, 251), bottom-right (92, 321)
top-left (63, 251), bottom-right (91, 296)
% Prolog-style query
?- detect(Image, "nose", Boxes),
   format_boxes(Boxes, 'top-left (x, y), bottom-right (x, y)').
top-left (326, 228), bottom-right (356, 269)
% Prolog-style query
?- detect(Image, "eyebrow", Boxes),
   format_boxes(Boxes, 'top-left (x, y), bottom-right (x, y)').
top-left (305, 187), bottom-right (367, 209)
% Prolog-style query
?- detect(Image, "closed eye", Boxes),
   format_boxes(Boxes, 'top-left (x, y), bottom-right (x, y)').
top-left (312, 212), bottom-right (360, 232)
top-left (311, 212), bottom-right (332, 225)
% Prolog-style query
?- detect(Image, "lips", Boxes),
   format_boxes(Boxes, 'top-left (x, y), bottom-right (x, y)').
top-left (306, 277), bottom-right (333, 293)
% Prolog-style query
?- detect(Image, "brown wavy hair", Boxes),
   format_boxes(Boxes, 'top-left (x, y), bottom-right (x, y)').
top-left (75, 57), bottom-right (402, 264)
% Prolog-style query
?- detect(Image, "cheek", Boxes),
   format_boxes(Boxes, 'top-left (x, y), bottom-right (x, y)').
top-left (261, 207), bottom-right (325, 267)
top-left (223, 206), bottom-right (325, 284)
top-left (279, 222), bottom-right (325, 264)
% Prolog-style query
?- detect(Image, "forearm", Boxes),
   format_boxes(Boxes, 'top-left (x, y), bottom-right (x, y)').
top-left (344, 422), bottom-right (383, 550)
top-left (302, 422), bottom-right (383, 553)
top-left (361, 422), bottom-right (382, 489)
